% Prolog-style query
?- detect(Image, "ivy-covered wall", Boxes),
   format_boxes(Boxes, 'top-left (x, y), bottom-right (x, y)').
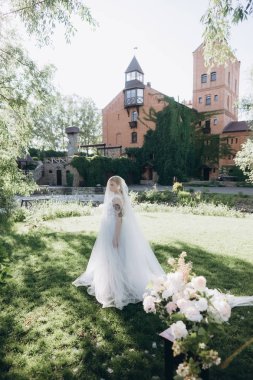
top-left (71, 155), bottom-right (140, 186)
top-left (127, 97), bottom-right (203, 184)
top-left (127, 97), bottom-right (233, 184)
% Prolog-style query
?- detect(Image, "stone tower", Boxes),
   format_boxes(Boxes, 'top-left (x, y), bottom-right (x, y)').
top-left (65, 127), bottom-right (80, 156)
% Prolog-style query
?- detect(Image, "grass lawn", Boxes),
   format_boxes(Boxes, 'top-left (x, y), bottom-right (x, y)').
top-left (0, 211), bottom-right (253, 380)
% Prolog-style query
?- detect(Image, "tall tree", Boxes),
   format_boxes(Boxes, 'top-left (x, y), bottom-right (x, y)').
top-left (0, 42), bottom-right (57, 208)
top-left (0, 0), bottom-right (96, 210)
top-left (62, 95), bottom-right (102, 147)
top-left (30, 94), bottom-right (102, 150)
top-left (201, 0), bottom-right (253, 67)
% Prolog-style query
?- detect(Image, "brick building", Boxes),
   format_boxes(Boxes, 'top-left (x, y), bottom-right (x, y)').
top-left (192, 44), bottom-right (251, 180)
top-left (102, 56), bottom-right (167, 151)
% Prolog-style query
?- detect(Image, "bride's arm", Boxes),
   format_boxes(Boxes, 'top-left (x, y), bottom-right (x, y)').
top-left (112, 198), bottom-right (123, 248)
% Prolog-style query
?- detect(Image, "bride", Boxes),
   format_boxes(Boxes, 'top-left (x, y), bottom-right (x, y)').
top-left (72, 175), bottom-right (165, 309)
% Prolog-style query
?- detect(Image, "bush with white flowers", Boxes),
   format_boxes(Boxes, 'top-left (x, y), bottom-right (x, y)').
top-left (143, 252), bottom-right (231, 380)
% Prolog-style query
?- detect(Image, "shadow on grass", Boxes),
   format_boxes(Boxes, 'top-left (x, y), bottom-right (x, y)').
top-left (0, 227), bottom-right (252, 379)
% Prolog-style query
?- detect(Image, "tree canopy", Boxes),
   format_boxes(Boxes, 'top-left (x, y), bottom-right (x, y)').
top-left (0, 0), bottom-right (96, 210)
top-left (1, 0), bottom-right (97, 45)
top-left (201, 0), bottom-right (253, 67)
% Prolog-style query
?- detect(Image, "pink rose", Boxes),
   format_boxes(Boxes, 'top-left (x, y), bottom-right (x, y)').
top-left (165, 301), bottom-right (177, 315)
top-left (191, 276), bottom-right (206, 291)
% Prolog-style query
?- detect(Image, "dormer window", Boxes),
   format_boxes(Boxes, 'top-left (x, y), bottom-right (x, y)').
top-left (126, 71), bottom-right (143, 82)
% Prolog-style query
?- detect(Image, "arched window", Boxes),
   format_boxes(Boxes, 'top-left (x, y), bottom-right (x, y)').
top-left (205, 95), bottom-right (211, 105)
top-left (131, 111), bottom-right (138, 121)
top-left (201, 74), bottom-right (207, 83)
top-left (131, 132), bottom-right (137, 143)
top-left (211, 72), bottom-right (216, 81)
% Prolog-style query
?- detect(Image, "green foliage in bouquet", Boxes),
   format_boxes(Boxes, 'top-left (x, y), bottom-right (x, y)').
top-left (143, 253), bottom-right (234, 379)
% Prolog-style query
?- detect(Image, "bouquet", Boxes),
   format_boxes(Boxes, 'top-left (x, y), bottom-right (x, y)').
top-left (143, 252), bottom-right (232, 380)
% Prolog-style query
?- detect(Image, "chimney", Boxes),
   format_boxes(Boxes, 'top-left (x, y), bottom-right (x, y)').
top-left (147, 82), bottom-right (151, 87)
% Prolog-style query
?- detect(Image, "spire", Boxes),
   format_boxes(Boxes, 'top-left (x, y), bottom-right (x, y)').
top-left (125, 56), bottom-right (144, 74)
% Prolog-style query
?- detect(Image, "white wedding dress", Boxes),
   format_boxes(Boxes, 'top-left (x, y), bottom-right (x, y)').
top-left (72, 179), bottom-right (165, 309)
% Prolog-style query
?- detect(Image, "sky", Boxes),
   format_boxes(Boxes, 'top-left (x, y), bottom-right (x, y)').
top-left (21, 0), bottom-right (253, 111)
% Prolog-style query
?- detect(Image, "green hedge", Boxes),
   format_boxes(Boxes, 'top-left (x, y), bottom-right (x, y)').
top-left (71, 155), bottom-right (141, 186)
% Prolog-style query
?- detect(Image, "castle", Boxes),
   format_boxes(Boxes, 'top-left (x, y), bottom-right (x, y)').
top-left (102, 44), bottom-right (252, 181)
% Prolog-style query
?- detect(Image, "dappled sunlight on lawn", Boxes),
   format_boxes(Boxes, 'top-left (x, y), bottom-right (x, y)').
top-left (0, 216), bottom-right (253, 379)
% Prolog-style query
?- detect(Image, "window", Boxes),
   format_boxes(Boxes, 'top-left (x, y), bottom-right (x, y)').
top-left (131, 111), bottom-right (138, 121)
top-left (213, 168), bottom-right (216, 173)
top-left (211, 72), bottom-right (216, 81)
top-left (136, 72), bottom-right (143, 82)
top-left (131, 132), bottom-right (137, 143)
top-left (203, 120), bottom-right (211, 134)
top-left (227, 96), bottom-right (230, 109)
top-left (198, 97), bottom-right (202, 104)
top-left (137, 89), bottom-right (144, 104)
top-left (201, 74), bottom-right (207, 83)
top-left (213, 118), bottom-right (218, 125)
top-left (49, 170), bottom-right (52, 173)
top-left (125, 88), bottom-right (143, 106)
top-left (126, 71), bottom-right (143, 82)
top-left (235, 138), bottom-right (238, 144)
top-left (214, 95), bottom-right (218, 102)
top-left (205, 95), bottom-right (211, 105)
top-left (231, 138), bottom-right (233, 144)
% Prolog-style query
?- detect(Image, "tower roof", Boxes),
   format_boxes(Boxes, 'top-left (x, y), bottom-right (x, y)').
top-left (125, 56), bottom-right (144, 74)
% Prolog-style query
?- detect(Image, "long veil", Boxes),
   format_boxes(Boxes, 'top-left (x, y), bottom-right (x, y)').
top-left (73, 176), bottom-right (164, 309)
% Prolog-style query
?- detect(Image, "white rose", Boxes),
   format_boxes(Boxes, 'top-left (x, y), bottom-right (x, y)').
top-left (195, 297), bottom-right (208, 312)
top-left (166, 272), bottom-right (185, 293)
top-left (191, 276), bottom-right (206, 291)
top-left (176, 298), bottom-right (191, 312)
top-left (212, 299), bottom-right (231, 322)
top-left (162, 288), bottom-right (174, 300)
top-left (184, 306), bottom-right (203, 322)
top-left (169, 321), bottom-right (188, 341)
top-left (172, 291), bottom-right (184, 303)
top-left (183, 285), bottom-right (196, 299)
top-left (152, 276), bottom-right (165, 292)
top-left (143, 296), bottom-right (156, 313)
top-left (165, 301), bottom-right (177, 315)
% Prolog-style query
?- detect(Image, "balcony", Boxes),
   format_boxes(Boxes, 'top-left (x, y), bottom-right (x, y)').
top-left (129, 121), bottom-right (137, 128)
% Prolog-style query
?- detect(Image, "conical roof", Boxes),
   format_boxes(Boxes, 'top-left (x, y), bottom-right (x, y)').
top-left (125, 56), bottom-right (144, 74)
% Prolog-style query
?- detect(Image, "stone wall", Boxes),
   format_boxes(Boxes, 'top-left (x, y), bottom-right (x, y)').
top-left (38, 157), bottom-right (84, 186)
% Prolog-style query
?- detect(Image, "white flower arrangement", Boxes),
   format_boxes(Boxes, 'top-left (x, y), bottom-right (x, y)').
top-left (143, 252), bottom-right (230, 380)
